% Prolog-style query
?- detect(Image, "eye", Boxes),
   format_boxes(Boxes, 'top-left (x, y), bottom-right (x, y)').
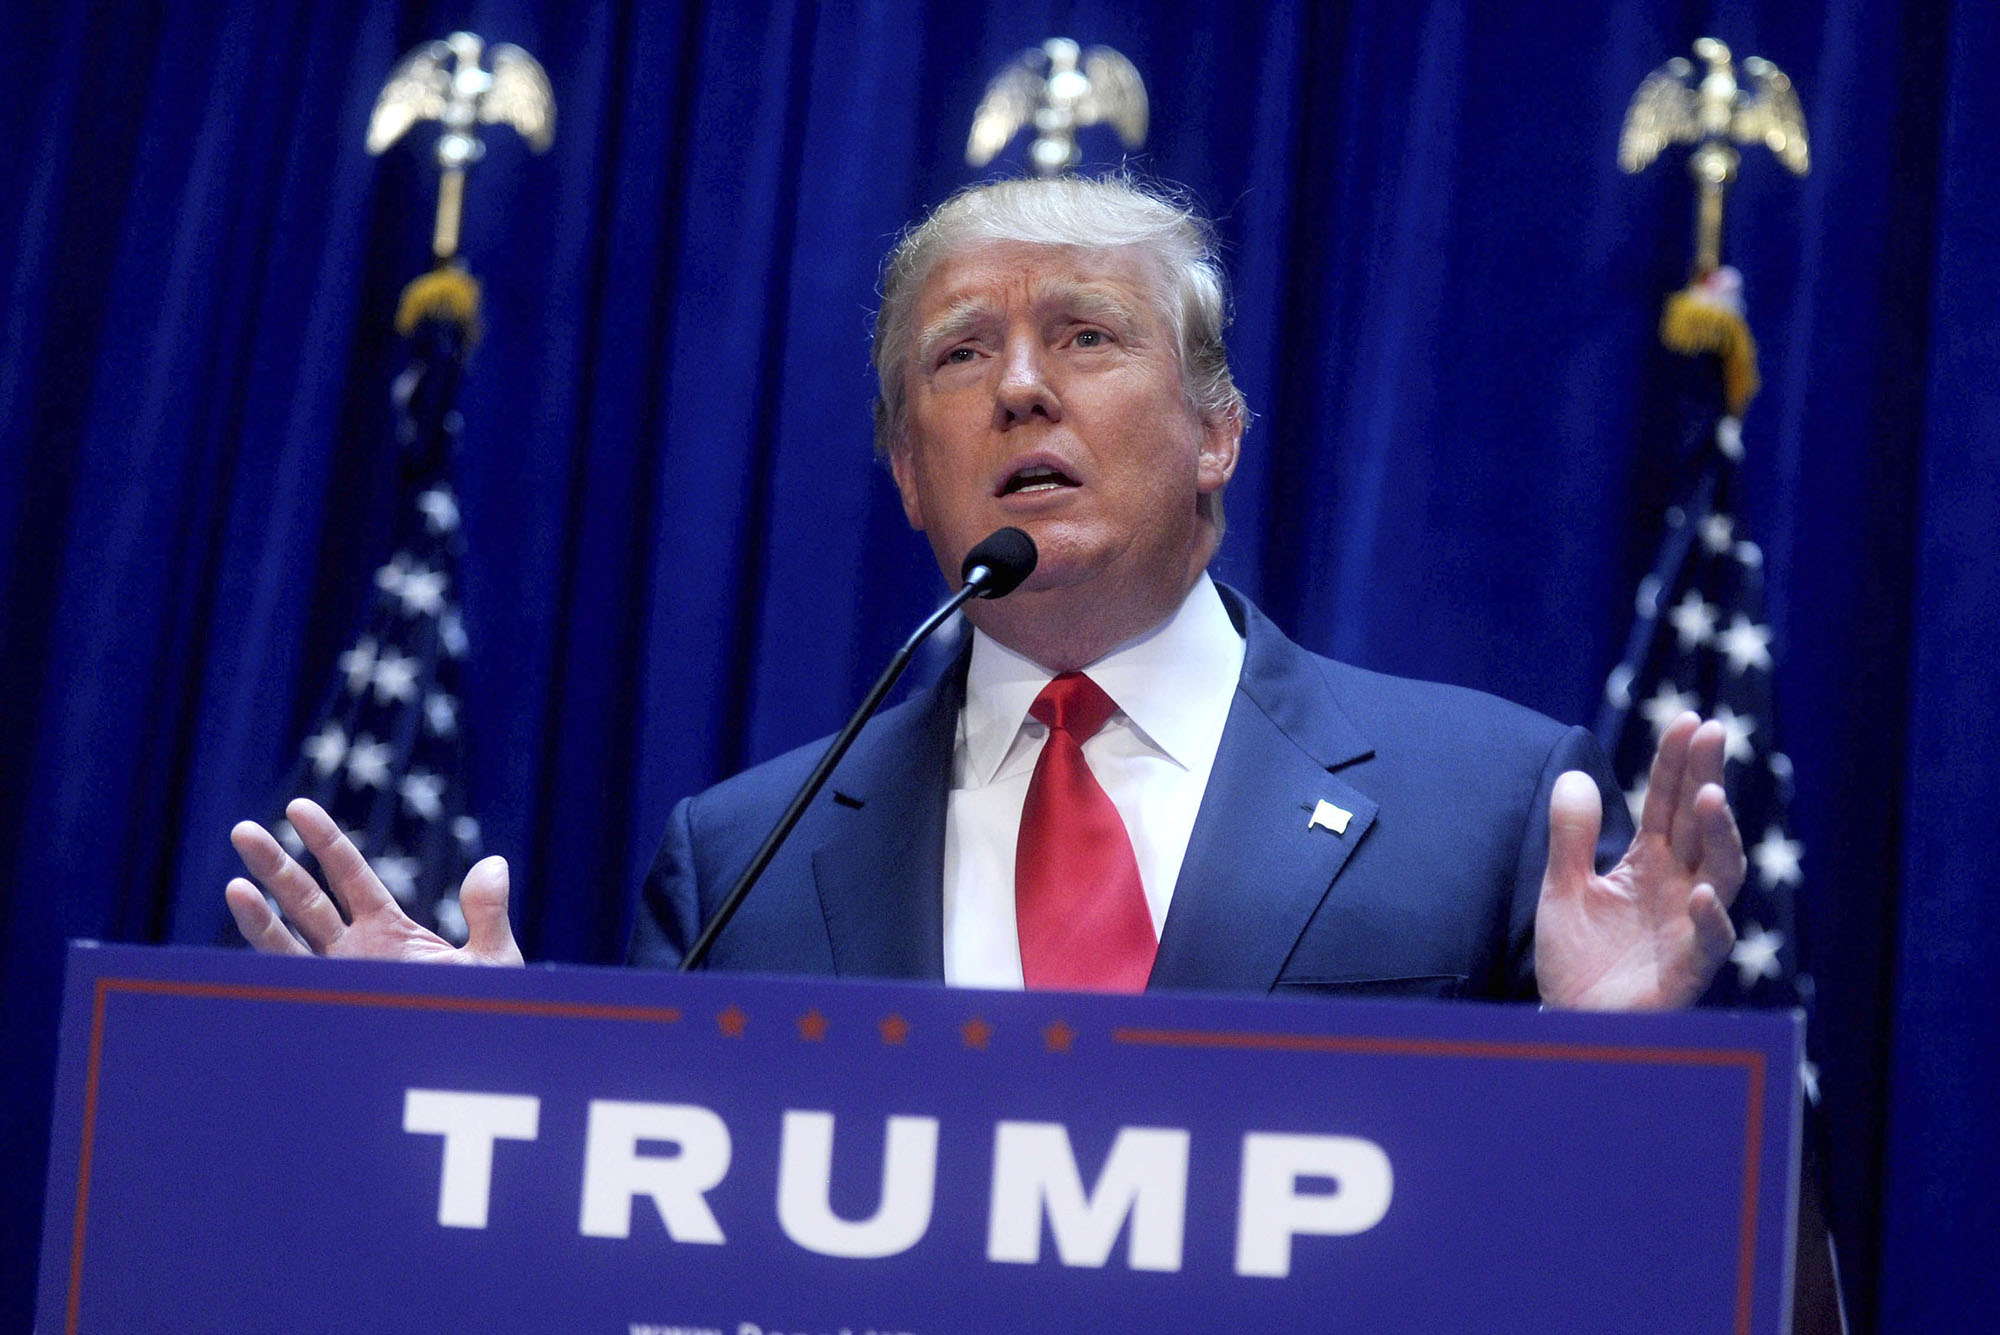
top-left (1072, 328), bottom-right (1107, 348)
top-left (942, 345), bottom-right (978, 365)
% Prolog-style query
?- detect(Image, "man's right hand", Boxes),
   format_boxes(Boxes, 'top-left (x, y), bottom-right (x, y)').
top-left (224, 797), bottom-right (522, 966)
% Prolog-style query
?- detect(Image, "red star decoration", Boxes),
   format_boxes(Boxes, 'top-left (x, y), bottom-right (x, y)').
top-left (959, 1015), bottom-right (993, 1049)
top-left (797, 1009), bottom-right (828, 1042)
top-left (1042, 1019), bottom-right (1075, 1053)
top-left (878, 1013), bottom-right (911, 1046)
top-left (716, 1005), bottom-right (747, 1038)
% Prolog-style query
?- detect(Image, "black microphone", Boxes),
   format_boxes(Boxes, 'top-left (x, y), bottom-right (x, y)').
top-left (679, 527), bottom-right (1038, 971)
top-left (959, 525), bottom-right (1037, 599)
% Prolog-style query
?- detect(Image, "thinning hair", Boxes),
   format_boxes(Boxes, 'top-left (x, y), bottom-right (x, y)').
top-left (869, 174), bottom-right (1248, 458)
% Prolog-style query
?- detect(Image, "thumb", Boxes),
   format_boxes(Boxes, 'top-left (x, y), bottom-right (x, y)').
top-left (1544, 770), bottom-right (1603, 900)
top-left (459, 856), bottom-right (523, 964)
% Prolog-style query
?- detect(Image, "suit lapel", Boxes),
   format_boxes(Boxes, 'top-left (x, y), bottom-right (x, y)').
top-left (807, 650), bottom-right (965, 981)
top-left (1151, 591), bottom-right (1379, 992)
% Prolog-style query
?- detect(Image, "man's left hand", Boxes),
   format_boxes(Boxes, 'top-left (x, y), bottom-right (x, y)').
top-left (1535, 712), bottom-right (1746, 1009)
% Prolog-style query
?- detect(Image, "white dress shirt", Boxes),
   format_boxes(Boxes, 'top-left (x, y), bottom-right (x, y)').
top-left (941, 574), bottom-right (1247, 988)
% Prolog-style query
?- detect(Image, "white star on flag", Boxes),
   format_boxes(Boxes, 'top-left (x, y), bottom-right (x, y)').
top-left (1700, 512), bottom-right (1736, 554)
top-left (372, 650), bottom-right (419, 705)
top-left (452, 815), bottom-right (481, 850)
top-left (397, 565), bottom-right (447, 616)
top-left (373, 853), bottom-right (419, 904)
top-left (1715, 416), bottom-right (1744, 461)
top-left (416, 487), bottom-right (460, 534)
top-left (374, 553), bottom-right (411, 597)
top-left (1715, 703), bottom-right (1758, 764)
top-left (338, 639), bottom-right (378, 695)
top-left (1668, 590), bottom-right (1718, 651)
top-left (1716, 614), bottom-right (1774, 674)
top-left (1640, 681), bottom-right (1697, 739)
top-left (1752, 826), bottom-right (1805, 889)
top-left (424, 692), bottom-right (458, 737)
top-left (399, 770), bottom-right (445, 821)
top-left (274, 818), bottom-right (305, 858)
top-left (1730, 922), bottom-right (1785, 987)
top-left (434, 894), bottom-right (469, 944)
top-left (440, 609), bottom-right (468, 659)
top-left (345, 736), bottom-right (392, 789)
top-left (1624, 777), bottom-right (1649, 827)
top-left (1800, 1059), bottom-right (1820, 1106)
top-left (302, 723), bottom-right (348, 777)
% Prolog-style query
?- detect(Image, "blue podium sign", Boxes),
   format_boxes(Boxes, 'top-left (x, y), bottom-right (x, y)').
top-left (40, 943), bottom-right (1799, 1333)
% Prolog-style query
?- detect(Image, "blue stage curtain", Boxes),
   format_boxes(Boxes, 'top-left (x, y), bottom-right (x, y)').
top-left (2, 1), bottom-right (1990, 1325)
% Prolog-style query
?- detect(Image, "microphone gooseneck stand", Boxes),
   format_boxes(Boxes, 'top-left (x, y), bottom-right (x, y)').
top-left (678, 527), bottom-right (1037, 972)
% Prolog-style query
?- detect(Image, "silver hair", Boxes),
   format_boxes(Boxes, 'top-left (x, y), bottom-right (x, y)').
top-left (869, 174), bottom-right (1248, 458)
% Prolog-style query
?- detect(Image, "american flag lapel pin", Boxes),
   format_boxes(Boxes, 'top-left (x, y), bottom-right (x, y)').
top-left (1309, 799), bottom-right (1353, 835)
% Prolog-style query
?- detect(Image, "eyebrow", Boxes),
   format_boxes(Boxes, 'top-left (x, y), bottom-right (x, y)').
top-left (1034, 279), bottom-right (1145, 338)
top-left (914, 298), bottom-right (993, 366)
top-left (913, 280), bottom-right (1150, 365)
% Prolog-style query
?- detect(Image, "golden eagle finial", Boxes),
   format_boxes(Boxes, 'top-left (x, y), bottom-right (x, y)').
top-left (367, 32), bottom-right (555, 261)
top-left (1620, 38), bottom-right (1807, 176)
top-left (1620, 38), bottom-right (1808, 277)
top-left (967, 38), bottom-right (1147, 177)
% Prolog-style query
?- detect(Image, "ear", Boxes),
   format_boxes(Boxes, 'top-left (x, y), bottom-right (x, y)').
top-left (887, 436), bottom-right (927, 531)
top-left (1195, 404), bottom-right (1242, 497)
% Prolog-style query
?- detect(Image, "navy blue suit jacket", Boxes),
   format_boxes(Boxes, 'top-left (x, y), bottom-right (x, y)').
top-left (629, 588), bottom-right (1629, 1000)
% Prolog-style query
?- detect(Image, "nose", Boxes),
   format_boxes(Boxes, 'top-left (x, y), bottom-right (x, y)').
top-left (994, 338), bottom-right (1061, 427)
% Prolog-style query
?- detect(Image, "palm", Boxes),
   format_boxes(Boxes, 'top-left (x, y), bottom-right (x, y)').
top-left (1535, 714), bottom-right (1745, 1011)
top-left (225, 798), bottom-right (521, 967)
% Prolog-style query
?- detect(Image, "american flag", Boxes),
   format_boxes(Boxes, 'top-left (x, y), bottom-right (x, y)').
top-left (256, 279), bottom-right (485, 944)
top-left (1595, 268), bottom-right (1815, 1094)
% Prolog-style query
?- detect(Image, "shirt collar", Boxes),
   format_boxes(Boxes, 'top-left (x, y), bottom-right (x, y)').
top-left (958, 573), bottom-right (1245, 787)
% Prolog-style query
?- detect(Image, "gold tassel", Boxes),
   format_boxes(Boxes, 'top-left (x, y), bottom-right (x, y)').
top-left (394, 265), bottom-right (483, 342)
top-left (1661, 284), bottom-right (1759, 417)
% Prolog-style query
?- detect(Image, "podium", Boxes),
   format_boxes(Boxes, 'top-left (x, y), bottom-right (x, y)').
top-left (39, 943), bottom-right (1799, 1332)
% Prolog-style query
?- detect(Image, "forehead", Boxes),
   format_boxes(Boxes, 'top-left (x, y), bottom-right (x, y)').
top-left (911, 240), bottom-right (1167, 326)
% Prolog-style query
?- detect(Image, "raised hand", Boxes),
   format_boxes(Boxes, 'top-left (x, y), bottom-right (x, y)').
top-left (1535, 712), bottom-right (1746, 1010)
top-left (225, 798), bottom-right (522, 966)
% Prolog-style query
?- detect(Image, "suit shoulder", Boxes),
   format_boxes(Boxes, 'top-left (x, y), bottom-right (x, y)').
top-left (1308, 654), bottom-right (1579, 763)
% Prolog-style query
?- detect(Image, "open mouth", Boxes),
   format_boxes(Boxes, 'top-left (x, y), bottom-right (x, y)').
top-left (997, 463), bottom-right (1080, 497)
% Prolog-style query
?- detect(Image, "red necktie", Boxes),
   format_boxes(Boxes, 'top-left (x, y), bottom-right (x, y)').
top-left (1015, 672), bottom-right (1158, 992)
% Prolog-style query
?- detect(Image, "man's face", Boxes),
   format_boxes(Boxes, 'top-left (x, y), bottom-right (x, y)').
top-left (888, 241), bottom-right (1239, 647)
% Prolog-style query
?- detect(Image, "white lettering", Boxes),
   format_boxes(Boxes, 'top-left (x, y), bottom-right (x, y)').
top-left (1234, 1132), bottom-right (1393, 1277)
top-left (402, 1088), bottom-right (541, 1229)
top-left (580, 1100), bottom-right (732, 1242)
top-left (986, 1122), bottom-right (1188, 1271)
top-left (776, 1111), bottom-right (939, 1258)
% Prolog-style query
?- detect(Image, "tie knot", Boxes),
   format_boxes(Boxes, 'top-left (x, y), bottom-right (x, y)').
top-left (1029, 671), bottom-right (1120, 741)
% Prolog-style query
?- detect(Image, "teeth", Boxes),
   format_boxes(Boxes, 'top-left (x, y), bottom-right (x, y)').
top-left (1005, 464), bottom-right (1071, 495)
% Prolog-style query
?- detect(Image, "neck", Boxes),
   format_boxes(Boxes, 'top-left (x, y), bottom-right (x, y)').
top-left (966, 566), bottom-right (1206, 672)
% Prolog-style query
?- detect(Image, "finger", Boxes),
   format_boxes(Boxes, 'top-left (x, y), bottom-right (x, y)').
top-left (1695, 783), bottom-right (1746, 908)
top-left (1686, 717), bottom-right (1727, 791)
top-left (1640, 713), bottom-right (1699, 842)
top-left (231, 818), bottom-right (346, 952)
top-left (458, 857), bottom-right (522, 964)
top-left (1544, 770), bottom-right (1603, 900)
top-left (1672, 721), bottom-right (1728, 865)
top-left (1689, 883), bottom-right (1736, 974)
top-left (224, 878), bottom-right (311, 957)
top-left (285, 798), bottom-right (400, 922)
